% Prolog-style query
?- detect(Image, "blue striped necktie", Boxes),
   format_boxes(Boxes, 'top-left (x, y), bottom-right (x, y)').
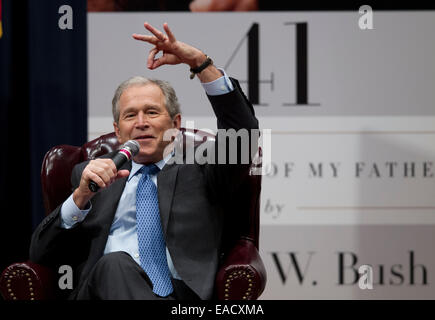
top-left (136, 164), bottom-right (173, 297)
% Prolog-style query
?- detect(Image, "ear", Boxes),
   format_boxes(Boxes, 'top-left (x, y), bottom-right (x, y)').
top-left (113, 121), bottom-right (122, 143)
top-left (172, 114), bottom-right (181, 130)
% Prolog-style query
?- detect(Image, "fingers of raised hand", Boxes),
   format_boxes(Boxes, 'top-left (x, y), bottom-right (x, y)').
top-left (133, 22), bottom-right (176, 46)
top-left (148, 47), bottom-right (168, 69)
top-left (132, 34), bottom-right (159, 45)
top-left (163, 23), bottom-right (176, 42)
top-left (147, 47), bottom-right (158, 68)
top-left (144, 22), bottom-right (168, 41)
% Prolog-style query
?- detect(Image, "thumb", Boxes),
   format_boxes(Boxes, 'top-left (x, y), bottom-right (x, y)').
top-left (116, 169), bottom-right (130, 179)
top-left (151, 53), bottom-right (177, 69)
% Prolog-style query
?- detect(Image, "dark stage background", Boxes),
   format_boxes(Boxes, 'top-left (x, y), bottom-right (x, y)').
top-left (0, 0), bottom-right (87, 272)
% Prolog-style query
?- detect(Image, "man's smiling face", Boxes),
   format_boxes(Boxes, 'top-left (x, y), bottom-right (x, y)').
top-left (113, 83), bottom-right (181, 164)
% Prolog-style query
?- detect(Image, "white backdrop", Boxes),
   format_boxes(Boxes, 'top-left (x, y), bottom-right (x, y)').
top-left (88, 11), bottom-right (435, 299)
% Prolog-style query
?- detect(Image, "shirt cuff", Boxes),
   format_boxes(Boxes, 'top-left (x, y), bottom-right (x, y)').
top-left (60, 194), bottom-right (92, 229)
top-left (201, 68), bottom-right (234, 96)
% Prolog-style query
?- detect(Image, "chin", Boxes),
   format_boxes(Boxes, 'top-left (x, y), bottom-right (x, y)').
top-left (134, 149), bottom-right (161, 164)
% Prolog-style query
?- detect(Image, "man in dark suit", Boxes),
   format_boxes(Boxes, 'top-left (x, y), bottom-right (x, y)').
top-left (30, 22), bottom-right (258, 300)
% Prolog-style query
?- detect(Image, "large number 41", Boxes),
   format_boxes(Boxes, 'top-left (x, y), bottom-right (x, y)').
top-left (225, 22), bottom-right (320, 107)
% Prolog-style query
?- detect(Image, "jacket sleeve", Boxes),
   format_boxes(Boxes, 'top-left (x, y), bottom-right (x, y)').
top-left (203, 77), bottom-right (260, 199)
top-left (29, 162), bottom-right (91, 268)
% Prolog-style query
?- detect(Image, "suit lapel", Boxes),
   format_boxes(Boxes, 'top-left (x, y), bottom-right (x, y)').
top-left (157, 162), bottom-right (179, 236)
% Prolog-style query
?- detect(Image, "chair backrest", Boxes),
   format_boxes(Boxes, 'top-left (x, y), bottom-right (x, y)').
top-left (40, 129), bottom-right (262, 249)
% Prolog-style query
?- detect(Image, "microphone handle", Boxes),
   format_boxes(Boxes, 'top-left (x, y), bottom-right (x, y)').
top-left (88, 180), bottom-right (100, 192)
top-left (88, 152), bottom-right (130, 192)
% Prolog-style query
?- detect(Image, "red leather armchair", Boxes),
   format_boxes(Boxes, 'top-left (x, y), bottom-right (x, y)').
top-left (0, 129), bottom-right (266, 300)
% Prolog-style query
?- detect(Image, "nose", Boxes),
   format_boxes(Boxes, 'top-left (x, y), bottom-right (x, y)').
top-left (135, 111), bottom-right (149, 129)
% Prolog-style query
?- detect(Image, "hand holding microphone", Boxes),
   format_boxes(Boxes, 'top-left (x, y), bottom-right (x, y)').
top-left (73, 140), bottom-right (140, 209)
top-left (88, 140), bottom-right (140, 192)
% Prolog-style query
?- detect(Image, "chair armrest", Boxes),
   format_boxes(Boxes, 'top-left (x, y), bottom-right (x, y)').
top-left (215, 238), bottom-right (267, 300)
top-left (0, 261), bottom-right (55, 300)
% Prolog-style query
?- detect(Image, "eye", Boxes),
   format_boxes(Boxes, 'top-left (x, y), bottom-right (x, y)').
top-left (147, 110), bottom-right (159, 117)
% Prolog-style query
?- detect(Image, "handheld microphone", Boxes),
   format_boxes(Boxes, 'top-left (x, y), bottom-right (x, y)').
top-left (88, 140), bottom-right (140, 192)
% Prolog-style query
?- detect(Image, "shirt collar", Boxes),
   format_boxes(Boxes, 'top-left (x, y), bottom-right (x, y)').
top-left (128, 152), bottom-right (173, 182)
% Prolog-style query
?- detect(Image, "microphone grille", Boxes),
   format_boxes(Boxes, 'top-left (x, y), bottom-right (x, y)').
top-left (123, 140), bottom-right (140, 156)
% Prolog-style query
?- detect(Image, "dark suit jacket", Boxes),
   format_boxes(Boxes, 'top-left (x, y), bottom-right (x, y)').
top-left (29, 78), bottom-right (259, 300)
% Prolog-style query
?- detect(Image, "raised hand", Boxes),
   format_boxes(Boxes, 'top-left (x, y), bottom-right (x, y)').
top-left (132, 22), bottom-right (205, 70)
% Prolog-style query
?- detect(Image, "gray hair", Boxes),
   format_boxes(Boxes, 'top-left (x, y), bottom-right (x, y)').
top-left (112, 76), bottom-right (181, 124)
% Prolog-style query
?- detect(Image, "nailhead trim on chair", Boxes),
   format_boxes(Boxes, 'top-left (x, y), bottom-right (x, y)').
top-left (224, 268), bottom-right (257, 300)
top-left (1, 267), bottom-right (35, 300)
